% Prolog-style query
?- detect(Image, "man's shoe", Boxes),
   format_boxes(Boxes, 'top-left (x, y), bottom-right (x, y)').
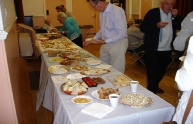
top-left (157, 88), bottom-right (164, 93)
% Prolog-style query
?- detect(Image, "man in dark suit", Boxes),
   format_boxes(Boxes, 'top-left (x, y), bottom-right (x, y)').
top-left (140, 0), bottom-right (182, 94)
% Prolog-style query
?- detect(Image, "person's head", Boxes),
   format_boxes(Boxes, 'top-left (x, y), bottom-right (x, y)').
top-left (160, 0), bottom-right (176, 14)
top-left (128, 19), bottom-right (134, 27)
top-left (56, 5), bottom-right (66, 13)
top-left (134, 19), bottom-right (143, 28)
top-left (57, 12), bottom-right (67, 24)
top-left (87, 0), bottom-right (107, 12)
top-left (45, 18), bottom-right (51, 25)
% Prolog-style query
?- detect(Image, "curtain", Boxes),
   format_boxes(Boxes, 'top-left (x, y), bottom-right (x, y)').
top-left (175, 0), bottom-right (193, 18)
top-left (14, 0), bottom-right (24, 23)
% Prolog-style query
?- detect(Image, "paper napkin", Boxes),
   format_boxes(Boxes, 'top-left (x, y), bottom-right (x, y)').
top-left (81, 103), bottom-right (114, 118)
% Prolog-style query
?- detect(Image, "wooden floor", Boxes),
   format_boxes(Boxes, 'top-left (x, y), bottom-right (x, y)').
top-left (23, 44), bottom-right (180, 124)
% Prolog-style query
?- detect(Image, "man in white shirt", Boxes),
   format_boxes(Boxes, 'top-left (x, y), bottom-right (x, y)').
top-left (84, 0), bottom-right (128, 73)
top-left (173, 11), bottom-right (193, 51)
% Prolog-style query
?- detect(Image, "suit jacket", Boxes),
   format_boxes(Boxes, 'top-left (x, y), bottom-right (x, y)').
top-left (140, 8), bottom-right (182, 52)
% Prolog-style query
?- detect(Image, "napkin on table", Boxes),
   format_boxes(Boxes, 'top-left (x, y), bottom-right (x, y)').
top-left (81, 103), bottom-right (114, 118)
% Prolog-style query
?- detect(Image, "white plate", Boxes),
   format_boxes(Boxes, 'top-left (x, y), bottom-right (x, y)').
top-left (48, 65), bottom-right (70, 74)
top-left (91, 90), bottom-right (109, 100)
top-left (71, 95), bottom-right (93, 105)
top-left (179, 56), bottom-right (186, 61)
top-left (87, 60), bottom-right (101, 66)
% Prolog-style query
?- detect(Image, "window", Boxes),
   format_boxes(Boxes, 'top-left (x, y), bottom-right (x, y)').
top-left (110, 0), bottom-right (125, 11)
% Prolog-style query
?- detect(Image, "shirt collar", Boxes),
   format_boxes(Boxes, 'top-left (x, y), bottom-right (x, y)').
top-left (103, 2), bottom-right (111, 13)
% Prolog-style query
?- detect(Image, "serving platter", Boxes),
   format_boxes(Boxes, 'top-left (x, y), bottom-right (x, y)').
top-left (61, 80), bottom-right (88, 95)
top-left (106, 74), bottom-right (132, 87)
top-left (49, 57), bottom-right (64, 63)
top-left (80, 68), bottom-right (110, 76)
top-left (87, 60), bottom-right (101, 66)
top-left (120, 93), bottom-right (153, 108)
top-left (91, 90), bottom-right (109, 100)
top-left (71, 65), bottom-right (91, 72)
top-left (48, 65), bottom-right (70, 74)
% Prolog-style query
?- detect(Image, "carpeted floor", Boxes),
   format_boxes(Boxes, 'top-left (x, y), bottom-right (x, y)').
top-left (28, 71), bottom-right (40, 90)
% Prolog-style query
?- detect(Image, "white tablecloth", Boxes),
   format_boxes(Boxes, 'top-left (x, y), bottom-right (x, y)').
top-left (36, 38), bottom-right (175, 124)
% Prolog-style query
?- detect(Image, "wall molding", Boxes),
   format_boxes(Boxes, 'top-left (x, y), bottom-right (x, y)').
top-left (0, 30), bottom-right (8, 40)
top-left (0, 18), bottom-right (17, 40)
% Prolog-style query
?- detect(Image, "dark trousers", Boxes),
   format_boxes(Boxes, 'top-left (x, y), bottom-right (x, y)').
top-left (145, 51), bottom-right (172, 93)
top-left (72, 34), bottom-right (83, 48)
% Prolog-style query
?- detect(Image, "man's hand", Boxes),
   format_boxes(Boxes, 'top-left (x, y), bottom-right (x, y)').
top-left (172, 9), bottom-right (178, 17)
top-left (83, 39), bottom-right (105, 46)
top-left (157, 22), bottom-right (169, 28)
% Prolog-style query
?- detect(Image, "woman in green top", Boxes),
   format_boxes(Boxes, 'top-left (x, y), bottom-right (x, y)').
top-left (57, 12), bottom-right (82, 47)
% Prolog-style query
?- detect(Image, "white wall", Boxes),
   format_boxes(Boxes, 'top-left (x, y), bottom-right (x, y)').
top-left (0, 0), bottom-right (17, 31)
top-left (22, 0), bottom-right (46, 16)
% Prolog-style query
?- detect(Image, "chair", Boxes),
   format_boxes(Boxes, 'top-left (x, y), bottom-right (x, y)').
top-left (126, 34), bottom-right (145, 68)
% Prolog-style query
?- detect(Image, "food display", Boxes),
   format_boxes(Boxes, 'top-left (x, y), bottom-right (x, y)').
top-left (91, 77), bottom-right (105, 84)
top-left (61, 80), bottom-right (88, 95)
top-left (47, 50), bottom-right (60, 57)
top-left (106, 74), bottom-right (132, 87)
top-left (80, 68), bottom-right (110, 76)
top-left (71, 95), bottom-right (93, 104)
top-left (82, 57), bottom-right (94, 62)
top-left (41, 37), bottom-right (72, 49)
top-left (48, 65), bottom-right (70, 74)
top-left (120, 93), bottom-right (153, 108)
top-left (82, 77), bottom-right (97, 87)
top-left (71, 65), bottom-right (90, 72)
top-left (60, 59), bottom-right (80, 66)
top-left (91, 87), bottom-right (120, 100)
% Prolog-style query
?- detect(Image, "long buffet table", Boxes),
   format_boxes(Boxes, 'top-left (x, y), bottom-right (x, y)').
top-left (35, 34), bottom-right (175, 124)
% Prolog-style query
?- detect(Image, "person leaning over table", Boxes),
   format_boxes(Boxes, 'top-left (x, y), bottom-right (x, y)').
top-left (171, 37), bottom-right (193, 124)
top-left (140, 0), bottom-right (182, 94)
top-left (83, 0), bottom-right (128, 73)
top-left (55, 5), bottom-right (75, 18)
top-left (42, 18), bottom-right (53, 32)
top-left (173, 11), bottom-right (193, 52)
top-left (54, 12), bottom-right (83, 48)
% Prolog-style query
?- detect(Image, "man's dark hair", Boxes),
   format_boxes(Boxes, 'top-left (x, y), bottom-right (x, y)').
top-left (87, 0), bottom-right (105, 4)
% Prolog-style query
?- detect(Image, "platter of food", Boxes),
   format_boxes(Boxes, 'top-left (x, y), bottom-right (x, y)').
top-left (71, 95), bottom-right (93, 105)
top-left (87, 60), bottom-right (101, 66)
top-left (82, 77), bottom-right (97, 87)
top-left (91, 87), bottom-right (120, 100)
top-left (49, 57), bottom-right (64, 63)
top-left (60, 59), bottom-right (80, 66)
top-left (61, 80), bottom-right (88, 95)
top-left (48, 65), bottom-right (70, 74)
top-left (120, 93), bottom-right (153, 108)
top-left (80, 68), bottom-right (110, 76)
top-left (71, 65), bottom-right (90, 72)
top-left (106, 74), bottom-right (132, 87)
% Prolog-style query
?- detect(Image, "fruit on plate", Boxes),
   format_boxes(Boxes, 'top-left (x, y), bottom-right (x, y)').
top-left (61, 80), bottom-right (88, 95)
top-left (82, 77), bottom-right (97, 87)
